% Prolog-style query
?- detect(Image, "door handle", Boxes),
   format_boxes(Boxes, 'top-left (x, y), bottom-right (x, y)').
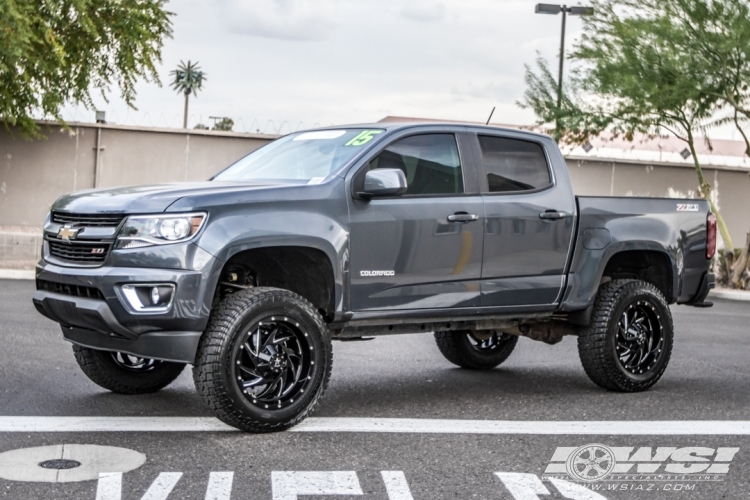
top-left (539, 211), bottom-right (569, 220)
top-left (447, 213), bottom-right (479, 223)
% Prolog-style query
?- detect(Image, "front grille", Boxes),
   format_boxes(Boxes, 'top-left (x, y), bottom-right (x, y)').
top-left (47, 212), bottom-right (125, 265)
top-left (36, 279), bottom-right (105, 300)
top-left (47, 239), bottom-right (111, 264)
top-left (52, 212), bottom-right (126, 228)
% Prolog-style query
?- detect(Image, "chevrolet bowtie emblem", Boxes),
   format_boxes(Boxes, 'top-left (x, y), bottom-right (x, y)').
top-left (57, 225), bottom-right (82, 241)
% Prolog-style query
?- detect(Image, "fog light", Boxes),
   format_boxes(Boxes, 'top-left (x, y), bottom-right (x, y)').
top-left (120, 284), bottom-right (175, 313)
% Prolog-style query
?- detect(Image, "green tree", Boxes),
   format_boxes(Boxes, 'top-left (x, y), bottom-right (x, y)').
top-left (0, 0), bottom-right (173, 137)
top-left (170, 60), bottom-right (206, 129)
top-left (212, 117), bottom-right (234, 132)
top-left (519, 54), bottom-right (610, 145)
top-left (521, 0), bottom-right (750, 276)
top-left (668, 0), bottom-right (750, 158)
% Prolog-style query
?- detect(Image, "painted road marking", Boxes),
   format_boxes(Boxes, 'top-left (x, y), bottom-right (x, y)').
top-left (271, 471), bottom-right (363, 500)
top-left (96, 472), bottom-right (236, 500)
top-left (91, 471), bottom-right (601, 500)
top-left (91, 471), bottom-right (606, 500)
top-left (96, 473), bottom-right (122, 500)
top-left (2, 417), bottom-right (750, 434)
top-left (205, 472), bottom-right (234, 500)
top-left (0, 444), bottom-right (145, 483)
top-left (380, 471), bottom-right (415, 500)
top-left (496, 473), bottom-right (608, 500)
top-left (141, 472), bottom-right (182, 500)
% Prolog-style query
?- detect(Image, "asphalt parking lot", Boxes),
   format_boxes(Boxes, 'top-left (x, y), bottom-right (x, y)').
top-left (1, 278), bottom-right (749, 499)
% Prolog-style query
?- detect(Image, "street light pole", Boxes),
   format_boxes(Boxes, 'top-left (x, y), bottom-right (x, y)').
top-left (535, 4), bottom-right (593, 141)
top-left (557, 7), bottom-right (567, 117)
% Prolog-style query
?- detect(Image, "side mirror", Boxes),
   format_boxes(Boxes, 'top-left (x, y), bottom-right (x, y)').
top-left (360, 169), bottom-right (408, 199)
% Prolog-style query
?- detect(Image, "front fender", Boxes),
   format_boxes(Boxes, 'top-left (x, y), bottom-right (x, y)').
top-left (195, 211), bottom-right (349, 316)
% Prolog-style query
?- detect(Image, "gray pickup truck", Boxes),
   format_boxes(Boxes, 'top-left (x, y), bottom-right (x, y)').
top-left (33, 123), bottom-right (716, 432)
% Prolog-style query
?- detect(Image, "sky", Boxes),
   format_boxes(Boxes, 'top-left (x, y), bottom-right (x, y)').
top-left (61, 0), bottom-right (588, 134)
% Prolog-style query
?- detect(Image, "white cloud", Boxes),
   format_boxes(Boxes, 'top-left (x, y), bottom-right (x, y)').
top-left (65, 0), bottom-right (590, 132)
top-left (222, 0), bottom-right (342, 41)
top-left (401, 1), bottom-right (446, 23)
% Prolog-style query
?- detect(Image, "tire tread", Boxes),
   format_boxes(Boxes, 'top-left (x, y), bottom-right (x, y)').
top-left (73, 346), bottom-right (185, 394)
top-left (193, 287), bottom-right (332, 433)
top-left (577, 279), bottom-right (673, 392)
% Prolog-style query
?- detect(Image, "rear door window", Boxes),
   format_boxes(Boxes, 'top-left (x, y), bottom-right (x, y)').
top-left (478, 136), bottom-right (552, 193)
top-left (370, 134), bottom-right (464, 195)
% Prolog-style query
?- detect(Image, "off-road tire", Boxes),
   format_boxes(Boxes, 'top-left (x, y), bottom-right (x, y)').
top-left (577, 279), bottom-right (674, 392)
top-left (72, 346), bottom-right (185, 394)
top-left (434, 330), bottom-right (518, 370)
top-left (193, 287), bottom-right (332, 433)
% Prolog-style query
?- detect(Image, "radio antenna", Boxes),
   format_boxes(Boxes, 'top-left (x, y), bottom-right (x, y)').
top-left (485, 106), bottom-right (496, 125)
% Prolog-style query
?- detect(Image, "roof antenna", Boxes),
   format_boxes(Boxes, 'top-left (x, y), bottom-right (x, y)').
top-left (485, 106), bottom-right (496, 125)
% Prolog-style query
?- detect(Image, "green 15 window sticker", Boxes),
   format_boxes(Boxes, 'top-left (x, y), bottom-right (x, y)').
top-left (346, 130), bottom-right (383, 146)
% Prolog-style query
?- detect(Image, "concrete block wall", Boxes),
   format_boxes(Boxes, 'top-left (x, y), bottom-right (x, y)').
top-left (0, 226), bottom-right (42, 270)
top-left (0, 122), bottom-right (275, 270)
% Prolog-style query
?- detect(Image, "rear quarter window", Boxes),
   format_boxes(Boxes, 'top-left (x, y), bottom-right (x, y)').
top-left (478, 136), bottom-right (552, 193)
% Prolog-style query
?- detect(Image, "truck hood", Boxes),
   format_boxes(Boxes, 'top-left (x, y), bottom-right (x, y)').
top-left (51, 182), bottom-right (286, 214)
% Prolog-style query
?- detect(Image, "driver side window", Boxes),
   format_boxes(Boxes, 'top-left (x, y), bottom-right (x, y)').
top-left (369, 134), bottom-right (464, 195)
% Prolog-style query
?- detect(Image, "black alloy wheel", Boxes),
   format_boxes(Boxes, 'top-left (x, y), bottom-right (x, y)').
top-left (233, 316), bottom-right (314, 410)
top-left (110, 352), bottom-right (162, 372)
top-left (578, 279), bottom-right (674, 392)
top-left (73, 346), bottom-right (185, 394)
top-left (434, 329), bottom-right (518, 370)
top-left (194, 287), bottom-right (332, 432)
top-left (615, 301), bottom-right (665, 375)
top-left (466, 331), bottom-right (513, 352)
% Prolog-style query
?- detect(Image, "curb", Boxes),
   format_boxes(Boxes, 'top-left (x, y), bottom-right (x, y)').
top-left (710, 288), bottom-right (750, 302)
top-left (0, 270), bottom-right (35, 280)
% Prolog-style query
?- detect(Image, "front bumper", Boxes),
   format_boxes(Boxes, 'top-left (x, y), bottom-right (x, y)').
top-left (33, 246), bottom-right (220, 363)
top-left (32, 291), bottom-right (203, 363)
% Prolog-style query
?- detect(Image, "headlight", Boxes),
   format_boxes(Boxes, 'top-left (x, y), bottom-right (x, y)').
top-left (116, 213), bottom-right (207, 249)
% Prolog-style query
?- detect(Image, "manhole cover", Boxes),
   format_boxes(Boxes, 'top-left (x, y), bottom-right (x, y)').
top-left (38, 459), bottom-right (82, 470)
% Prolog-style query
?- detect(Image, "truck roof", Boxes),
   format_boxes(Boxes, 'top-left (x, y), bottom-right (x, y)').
top-left (314, 121), bottom-right (553, 141)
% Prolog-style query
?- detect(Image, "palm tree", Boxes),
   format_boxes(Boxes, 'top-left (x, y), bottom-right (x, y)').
top-left (170, 60), bottom-right (206, 128)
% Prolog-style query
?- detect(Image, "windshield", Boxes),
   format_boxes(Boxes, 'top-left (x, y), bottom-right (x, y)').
top-left (213, 129), bottom-right (384, 182)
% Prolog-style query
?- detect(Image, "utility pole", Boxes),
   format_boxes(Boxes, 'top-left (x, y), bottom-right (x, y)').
top-left (534, 4), bottom-right (593, 142)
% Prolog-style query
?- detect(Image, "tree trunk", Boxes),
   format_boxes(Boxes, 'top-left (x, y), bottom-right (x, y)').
top-left (686, 132), bottom-right (734, 253)
top-left (732, 110), bottom-right (750, 158)
top-left (730, 232), bottom-right (750, 289)
top-left (183, 92), bottom-right (189, 129)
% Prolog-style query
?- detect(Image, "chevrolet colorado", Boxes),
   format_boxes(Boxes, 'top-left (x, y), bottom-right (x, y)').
top-left (33, 123), bottom-right (716, 431)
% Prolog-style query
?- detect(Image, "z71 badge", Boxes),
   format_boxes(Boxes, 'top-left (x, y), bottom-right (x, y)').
top-left (676, 203), bottom-right (699, 211)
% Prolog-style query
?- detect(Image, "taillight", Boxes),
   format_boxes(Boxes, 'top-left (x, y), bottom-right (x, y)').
top-left (706, 213), bottom-right (717, 259)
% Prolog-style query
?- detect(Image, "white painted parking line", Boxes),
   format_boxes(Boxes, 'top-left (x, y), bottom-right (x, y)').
top-left (292, 418), bottom-right (750, 435)
top-left (381, 471), bottom-right (415, 500)
top-left (96, 472), bottom-right (122, 500)
top-left (271, 471), bottom-right (363, 500)
top-left (2, 416), bottom-right (750, 434)
top-left (548, 477), bottom-right (609, 500)
top-left (141, 472), bottom-right (182, 500)
top-left (496, 473), bottom-right (608, 500)
top-left (205, 472), bottom-right (234, 500)
top-left (0, 416), bottom-right (233, 432)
